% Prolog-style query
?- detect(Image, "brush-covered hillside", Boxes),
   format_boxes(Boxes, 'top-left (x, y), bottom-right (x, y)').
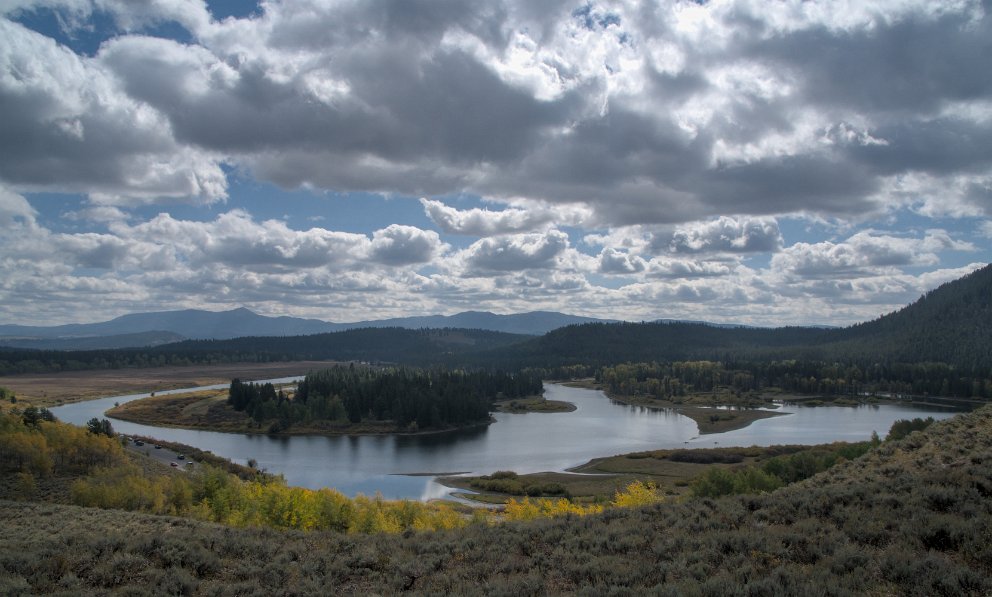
top-left (2, 407), bottom-right (990, 595)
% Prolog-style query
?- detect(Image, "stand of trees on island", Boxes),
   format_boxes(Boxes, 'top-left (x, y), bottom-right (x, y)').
top-left (227, 366), bottom-right (544, 432)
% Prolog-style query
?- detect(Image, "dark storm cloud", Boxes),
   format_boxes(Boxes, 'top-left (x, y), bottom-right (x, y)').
top-left (745, 10), bottom-right (992, 115)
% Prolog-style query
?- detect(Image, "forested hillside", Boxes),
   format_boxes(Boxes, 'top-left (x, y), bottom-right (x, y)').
top-left (821, 264), bottom-right (992, 369)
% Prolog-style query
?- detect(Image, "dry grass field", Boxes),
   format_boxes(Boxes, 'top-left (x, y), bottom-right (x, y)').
top-left (106, 389), bottom-right (254, 432)
top-left (0, 361), bottom-right (340, 409)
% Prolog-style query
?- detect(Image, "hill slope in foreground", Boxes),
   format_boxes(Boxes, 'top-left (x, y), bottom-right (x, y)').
top-left (2, 408), bottom-right (991, 595)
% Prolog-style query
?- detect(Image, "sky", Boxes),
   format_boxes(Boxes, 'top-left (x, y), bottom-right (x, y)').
top-left (0, 0), bottom-right (989, 328)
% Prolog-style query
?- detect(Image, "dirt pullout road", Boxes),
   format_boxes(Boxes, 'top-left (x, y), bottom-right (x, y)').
top-left (1, 361), bottom-right (340, 408)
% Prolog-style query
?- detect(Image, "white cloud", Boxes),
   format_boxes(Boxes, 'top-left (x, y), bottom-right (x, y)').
top-left (0, 2), bottom-right (990, 327)
top-left (667, 216), bottom-right (783, 254)
top-left (421, 198), bottom-right (554, 236)
top-left (598, 248), bottom-right (646, 275)
top-left (0, 19), bottom-right (227, 205)
top-left (772, 229), bottom-right (976, 279)
top-left (0, 197), bottom-right (985, 328)
top-left (0, 185), bottom-right (38, 228)
top-left (1, 1), bottom-right (990, 225)
top-left (645, 257), bottom-right (734, 279)
top-left (96, 0), bottom-right (212, 35)
top-left (460, 229), bottom-right (570, 274)
top-left (368, 224), bottom-right (445, 266)
top-left (63, 205), bottom-right (129, 223)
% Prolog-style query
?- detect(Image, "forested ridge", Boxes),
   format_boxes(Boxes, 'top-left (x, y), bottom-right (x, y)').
top-left (821, 263), bottom-right (992, 369)
top-left (0, 327), bottom-right (530, 376)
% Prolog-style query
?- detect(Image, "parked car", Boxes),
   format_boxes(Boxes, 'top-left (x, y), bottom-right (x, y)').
top-left (176, 454), bottom-right (185, 460)
top-left (170, 462), bottom-right (178, 467)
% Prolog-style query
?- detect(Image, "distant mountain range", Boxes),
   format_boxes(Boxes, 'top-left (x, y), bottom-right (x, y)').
top-left (4, 263), bottom-right (986, 359)
top-left (0, 331), bottom-right (185, 351)
top-left (0, 308), bottom-right (614, 350)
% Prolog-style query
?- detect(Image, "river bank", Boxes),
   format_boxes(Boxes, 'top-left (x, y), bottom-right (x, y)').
top-left (438, 443), bottom-right (831, 504)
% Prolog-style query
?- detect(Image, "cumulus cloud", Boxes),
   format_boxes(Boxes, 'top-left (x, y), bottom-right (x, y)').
top-left (421, 198), bottom-right (553, 236)
top-left (461, 230), bottom-right (570, 274)
top-left (0, 19), bottom-right (227, 205)
top-left (0, 186), bottom-right (38, 228)
top-left (598, 248), bottom-right (645, 275)
top-left (0, 2), bottom-right (990, 327)
top-left (666, 216), bottom-right (783, 254)
top-left (0, 1), bottom-right (987, 222)
top-left (645, 258), bottom-right (734, 280)
top-left (368, 224), bottom-right (444, 266)
top-left (113, 211), bottom-right (450, 272)
top-left (772, 230), bottom-right (976, 280)
top-left (0, 196), bottom-right (984, 327)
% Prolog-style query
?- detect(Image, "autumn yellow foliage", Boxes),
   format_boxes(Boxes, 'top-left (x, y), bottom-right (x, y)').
top-left (502, 481), bottom-right (663, 522)
top-left (3, 412), bottom-right (670, 536)
top-left (0, 412), bottom-right (124, 477)
top-left (611, 480), bottom-right (663, 508)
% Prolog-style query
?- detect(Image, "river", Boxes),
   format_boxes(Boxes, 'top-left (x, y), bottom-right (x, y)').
top-left (49, 381), bottom-right (963, 500)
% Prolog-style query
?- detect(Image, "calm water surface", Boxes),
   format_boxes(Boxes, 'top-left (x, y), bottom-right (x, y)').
top-left (50, 382), bottom-right (962, 500)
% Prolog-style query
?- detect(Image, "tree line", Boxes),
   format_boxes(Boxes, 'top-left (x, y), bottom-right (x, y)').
top-left (228, 365), bottom-right (544, 432)
top-left (596, 359), bottom-right (992, 400)
top-left (0, 328), bottom-right (527, 376)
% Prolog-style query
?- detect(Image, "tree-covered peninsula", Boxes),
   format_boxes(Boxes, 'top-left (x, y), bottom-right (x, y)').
top-left (227, 365), bottom-right (544, 433)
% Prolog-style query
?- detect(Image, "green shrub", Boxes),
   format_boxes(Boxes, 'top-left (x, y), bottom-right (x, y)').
top-left (887, 417), bottom-right (936, 441)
